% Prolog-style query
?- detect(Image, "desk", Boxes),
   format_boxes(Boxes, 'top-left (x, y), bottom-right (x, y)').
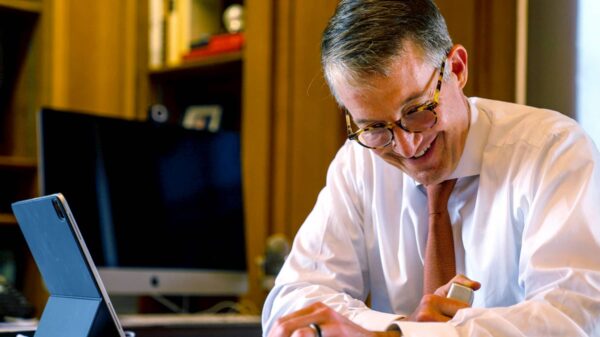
top-left (0, 314), bottom-right (262, 337)
top-left (0, 331), bottom-right (35, 337)
top-left (0, 321), bottom-right (36, 337)
top-left (120, 314), bottom-right (262, 337)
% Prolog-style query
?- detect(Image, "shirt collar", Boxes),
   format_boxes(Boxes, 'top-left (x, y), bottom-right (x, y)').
top-left (447, 97), bottom-right (489, 180)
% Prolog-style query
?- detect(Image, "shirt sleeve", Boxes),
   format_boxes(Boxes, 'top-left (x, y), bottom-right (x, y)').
top-left (261, 143), bottom-right (404, 334)
top-left (393, 124), bottom-right (600, 336)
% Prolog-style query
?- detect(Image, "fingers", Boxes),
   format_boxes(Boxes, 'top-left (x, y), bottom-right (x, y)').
top-left (409, 287), bottom-right (480, 323)
top-left (276, 301), bottom-right (329, 327)
top-left (277, 302), bottom-right (327, 323)
top-left (308, 323), bottom-right (323, 337)
top-left (269, 302), bottom-right (375, 337)
top-left (289, 325), bottom-right (321, 337)
top-left (408, 293), bottom-right (467, 322)
top-left (452, 274), bottom-right (481, 290)
top-left (434, 274), bottom-right (481, 297)
top-left (437, 295), bottom-right (470, 317)
top-left (269, 302), bottom-right (330, 337)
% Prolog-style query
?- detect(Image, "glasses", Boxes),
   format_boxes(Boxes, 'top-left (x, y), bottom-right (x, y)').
top-left (345, 60), bottom-right (446, 149)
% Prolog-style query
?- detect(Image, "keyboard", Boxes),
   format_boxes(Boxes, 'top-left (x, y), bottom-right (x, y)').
top-left (118, 313), bottom-right (261, 328)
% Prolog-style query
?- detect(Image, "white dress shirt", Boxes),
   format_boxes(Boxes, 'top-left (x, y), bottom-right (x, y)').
top-left (262, 97), bottom-right (600, 337)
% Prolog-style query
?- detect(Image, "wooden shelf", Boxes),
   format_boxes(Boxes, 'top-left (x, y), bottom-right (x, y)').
top-left (0, 212), bottom-right (17, 226)
top-left (0, 156), bottom-right (37, 170)
top-left (0, 0), bottom-right (42, 13)
top-left (149, 51), bottom-right (243, 77)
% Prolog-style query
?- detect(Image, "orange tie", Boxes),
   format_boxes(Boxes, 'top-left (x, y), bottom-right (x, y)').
top-left (423, 179), bottom-right (457, 295)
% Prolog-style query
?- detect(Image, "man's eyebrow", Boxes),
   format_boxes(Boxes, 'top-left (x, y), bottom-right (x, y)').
top-left (350, 91), bottom-right (430, 126)
top-left (395, 67), bottom-right (441, 113)
top-left (399, 78), bottom-right (436, 110)
top-left (345, 69), bottom-right (437, 125)
top-left (343, 108), bottom-right (381, 125)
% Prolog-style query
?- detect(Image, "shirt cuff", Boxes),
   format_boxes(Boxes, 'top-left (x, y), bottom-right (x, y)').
top-left (352, 309), bottom-right (405, 331)
top-left (387, 321), bottom-right (459, 337)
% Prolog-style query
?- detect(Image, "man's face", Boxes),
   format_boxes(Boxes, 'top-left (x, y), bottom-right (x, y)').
top-left (334, 42), bottom-right (470, 186)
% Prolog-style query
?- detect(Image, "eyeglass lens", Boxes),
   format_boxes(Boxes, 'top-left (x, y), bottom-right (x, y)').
top-left (358, 109), bottom-right (436, 148)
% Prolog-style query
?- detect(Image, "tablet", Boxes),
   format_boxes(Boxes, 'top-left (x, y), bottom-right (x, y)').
top-left (11, 193), bottom-right (126, 337)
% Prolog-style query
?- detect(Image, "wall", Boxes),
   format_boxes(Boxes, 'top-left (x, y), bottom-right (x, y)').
top-left (526, 0), bottom-right (577, 117)
top-left (437, 0), bottom-right (517, 102)
top-left (270, 0), bottom-right (343, 239)
top-left (577, 0), bottom-right (600, 146)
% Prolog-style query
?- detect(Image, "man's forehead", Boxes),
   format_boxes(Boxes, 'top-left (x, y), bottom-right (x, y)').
top-left (334, 53), bottom-right (435, 116)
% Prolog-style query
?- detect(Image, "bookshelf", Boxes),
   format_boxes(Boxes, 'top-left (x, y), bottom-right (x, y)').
top-left (138, 0), bottom-right (348, 310)
top-left (142, 0), bottom-right (245, 127)
top-left (0, 2), bottom-right (41, 223)
top-left (139, 0), bottom-right (259, 306)
top-left (0, 0), bottom-right (44, 315)
top-left (138, 0), bottom-right (347, 310)
top-left (0, 0), bottom-right (41, 13)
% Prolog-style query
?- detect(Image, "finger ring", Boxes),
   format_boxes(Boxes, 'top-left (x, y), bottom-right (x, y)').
top-left (309, 323), bottom-right (323, 337)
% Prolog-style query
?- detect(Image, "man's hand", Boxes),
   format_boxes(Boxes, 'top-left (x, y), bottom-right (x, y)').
top-left (406, 274), bottom-right (480, 322)
top-left (268, 302), bottom-right (400, 337)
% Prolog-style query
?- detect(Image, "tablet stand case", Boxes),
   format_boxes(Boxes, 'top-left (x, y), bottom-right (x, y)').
top-left (12, 194), bottom-right (124, 337)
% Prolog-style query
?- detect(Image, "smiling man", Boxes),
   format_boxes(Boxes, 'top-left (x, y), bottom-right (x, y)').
top-left (262, 1), bottom-right (600, 336)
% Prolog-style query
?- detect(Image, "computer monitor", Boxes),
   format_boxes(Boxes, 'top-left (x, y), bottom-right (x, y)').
top-left (37, 108), bottom-right (247, 297)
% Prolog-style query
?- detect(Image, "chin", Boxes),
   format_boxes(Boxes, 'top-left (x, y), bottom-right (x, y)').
top-left (416, 176), bottom-right (437, 186)
top-left (412, 170), bottom-right (447, 186)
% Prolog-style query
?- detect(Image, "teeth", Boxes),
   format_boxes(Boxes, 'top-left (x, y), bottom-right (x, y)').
top-left (414, 144), bottom-right (431, 158)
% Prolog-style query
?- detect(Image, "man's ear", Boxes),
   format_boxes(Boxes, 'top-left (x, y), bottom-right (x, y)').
top-left (448, 45), bottom-right (468, 89)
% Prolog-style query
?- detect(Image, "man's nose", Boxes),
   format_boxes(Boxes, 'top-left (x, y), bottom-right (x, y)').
top-left (391, 128), bottom-right (422, 158)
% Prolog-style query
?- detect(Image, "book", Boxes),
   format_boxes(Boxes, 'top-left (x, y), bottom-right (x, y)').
top-left (178, 0), bottom-right (192, 58)
top-left (148, 0), bottom-right (165, 68)
top-left (166, 0), bottom-right (180, 66)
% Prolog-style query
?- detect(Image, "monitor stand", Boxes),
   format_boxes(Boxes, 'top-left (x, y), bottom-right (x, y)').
top-left (109, 295), bottom-right (140, 314)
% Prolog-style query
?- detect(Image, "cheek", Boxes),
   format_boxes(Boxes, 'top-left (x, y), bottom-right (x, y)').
top-left (437, 94), bottom-right (468, 132)
top-left (374, 148), bottom-right (393, 161)
top-left (375, 148), bottom-right (406, 168)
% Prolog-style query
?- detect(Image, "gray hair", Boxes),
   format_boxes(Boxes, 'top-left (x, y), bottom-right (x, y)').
top-left (321, 0), bottom-right (453, 96)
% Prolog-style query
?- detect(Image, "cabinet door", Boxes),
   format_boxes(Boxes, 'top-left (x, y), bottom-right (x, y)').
top-left (437, 0), bottom-right (517, 101)
top-left (44, 0), bottom-right (139, 117)
top-left (242, 0), bottom-right (344, 306)
top-left (270, 0), bottom-right (344, 239)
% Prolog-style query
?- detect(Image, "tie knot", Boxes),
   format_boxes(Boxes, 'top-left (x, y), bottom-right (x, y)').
top-left (426, 178), bottom-right (457, 213)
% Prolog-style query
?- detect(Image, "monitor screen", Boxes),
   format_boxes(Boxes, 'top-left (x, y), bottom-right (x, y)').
top-left (38, 108), bottom-right (247, 296)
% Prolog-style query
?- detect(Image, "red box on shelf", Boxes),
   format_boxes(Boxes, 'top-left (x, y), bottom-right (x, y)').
top-left (183, 33), bottom-right (244, 61)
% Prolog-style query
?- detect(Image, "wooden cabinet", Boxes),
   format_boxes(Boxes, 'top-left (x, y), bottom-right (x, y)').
top-left (0, 0), bottom-right (45, 316)
top-left (42, 0), bottom-right (138, 117)
top-left (437, 0), bottom-right (517, 102)
top-left (136, 0), bottom-right (271, 308)
top-left (0, 1), bottom-right (42, 224)
top-left (136, 0), bottom-right (345, 308)
top-left (0, 0), bottom-right (141, 316)
top-left (269, 0), bottom-right (344, 241)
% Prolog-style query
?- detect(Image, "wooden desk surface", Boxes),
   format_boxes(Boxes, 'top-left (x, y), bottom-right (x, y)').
top-left (129, 324), bottom-right (262, 337)
top-left (120, 313), bottom-right (262, 337)
top-left (0, 314), bottom-right (263, 337)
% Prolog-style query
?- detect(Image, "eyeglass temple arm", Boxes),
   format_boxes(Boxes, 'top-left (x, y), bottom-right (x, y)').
top-left (345, 111), bottom-right (359, 140)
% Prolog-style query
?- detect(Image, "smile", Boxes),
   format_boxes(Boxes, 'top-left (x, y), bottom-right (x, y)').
top-left (413, 142), bottom-right (432, 159)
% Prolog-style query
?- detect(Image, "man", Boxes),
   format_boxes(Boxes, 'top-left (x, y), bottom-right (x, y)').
top-left (262, 0), bottom-right (600, 336)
